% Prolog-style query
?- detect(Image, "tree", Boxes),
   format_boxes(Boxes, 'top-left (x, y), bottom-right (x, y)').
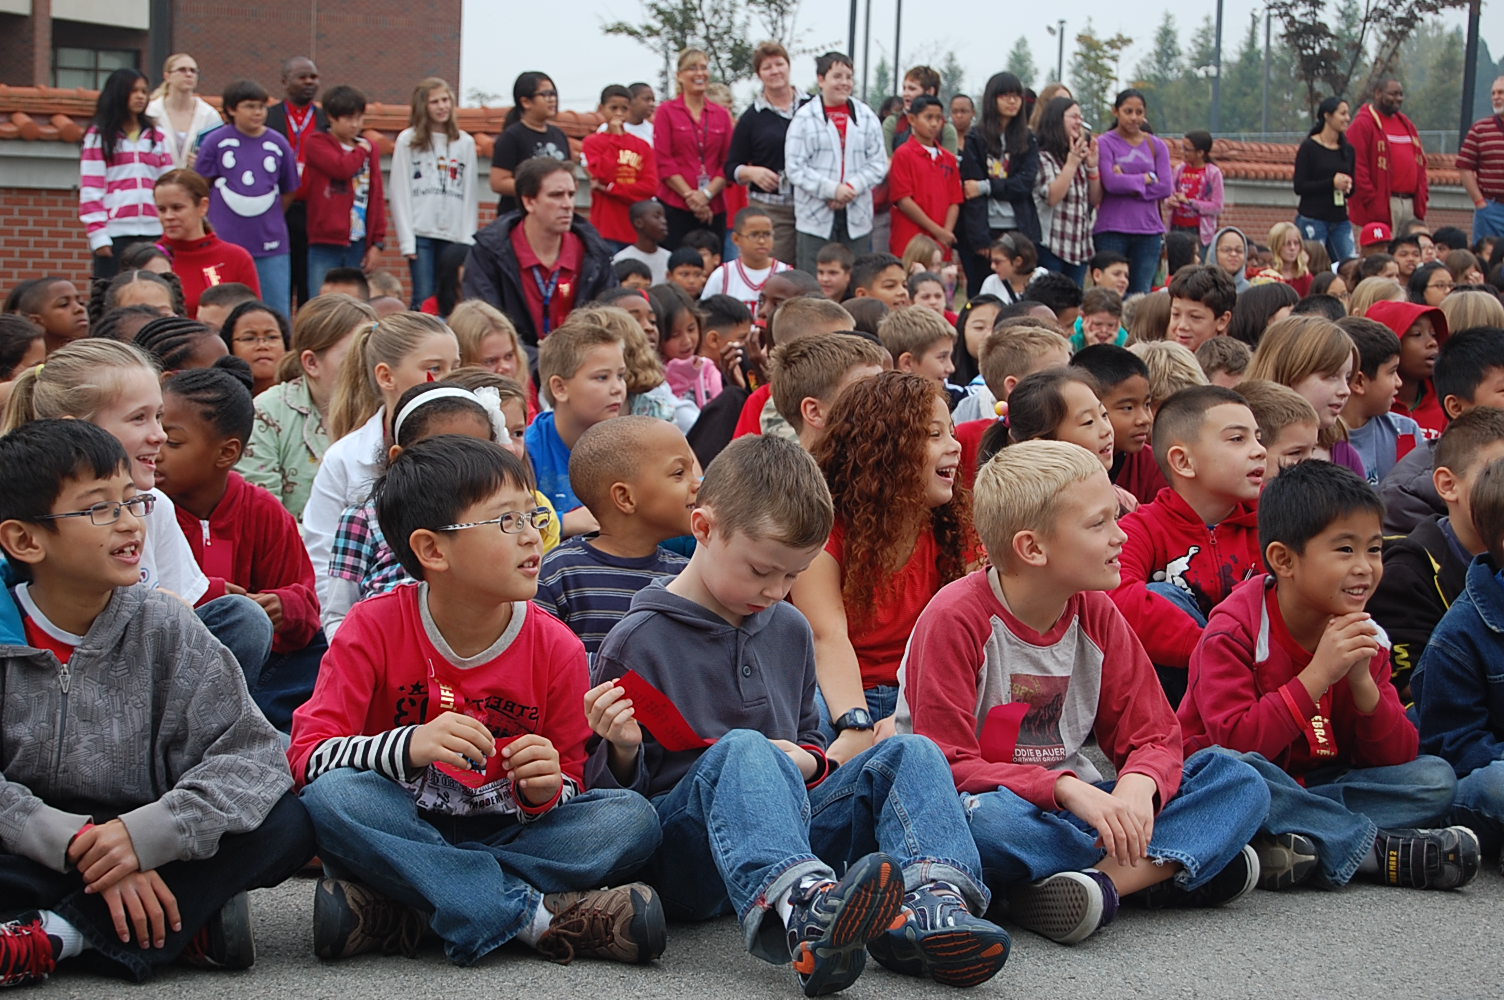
top-left (1007, 36), bottom-right (1037, 91)
top-left (466, 88), bottom-right (504, 107)
top-left (602, 0), bottom-right (810, 89)
top-left (1069, 22), bottom-right (1134, 127)
top-left (867, 54), bottom-right (895, 110)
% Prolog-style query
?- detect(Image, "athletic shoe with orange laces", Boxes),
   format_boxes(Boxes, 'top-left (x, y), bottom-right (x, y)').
top-left (784, 852), bottom-right (905, 996)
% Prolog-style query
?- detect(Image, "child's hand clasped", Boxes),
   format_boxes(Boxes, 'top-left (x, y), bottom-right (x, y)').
top-left (409, 711), bottom-right (496, 771)
top-left (502, 734), bottom-right (563, 806)
top-left (70, 818), bottom-right (141, 892)
top-left (584, 680), bottom-right (643, 749)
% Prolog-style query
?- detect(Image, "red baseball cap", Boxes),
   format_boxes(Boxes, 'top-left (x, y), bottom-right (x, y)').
top-left (1365, 299), bottom-right (1449, 344)
top-left (1360, 222), bottom-right (1393, 247)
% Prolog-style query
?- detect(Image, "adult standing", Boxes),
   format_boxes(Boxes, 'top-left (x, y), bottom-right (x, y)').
top-left (265, 56), bottom-right (329, 310)
top-left (1093, 88), bottom-right (1173, 296)
top-left (959, 71), bottom-right (1040, 296)
top-left (654, 49), bottom-right (734, 249)
top-left (462, 158), bottom-right (617, 347)
top-left (145, 53), bottom-right (224, 169)
top-left (1347, 78), bottom-right (1429, 236)
top-left (1458, 76), bottom-right (1504, 241)
top-left (79, 68), bottom-right (170, 280)
top-left (725, 42), bottom-right (804, 265)
top-left (785, 52), bottom-right (889, 272)
top-left (489, 70), bottom-right (573, 217)
top-left (389, 77), bottom-right (479, 309)
top-left (1031, 96), bottom-right (1101, 285)
top-left (1293, 96), bottom-right (1357, 263)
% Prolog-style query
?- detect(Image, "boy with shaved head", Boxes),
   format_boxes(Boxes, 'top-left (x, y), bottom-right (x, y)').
top-left (534, 416), bottom-right (698, 655)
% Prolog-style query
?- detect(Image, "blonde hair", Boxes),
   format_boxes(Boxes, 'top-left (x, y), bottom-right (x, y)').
top-left (1347, 277), bottom-right (1405, 317)
top-left (1268, 221), bottom-right (1310, 279)
top-left (1440, 289), bottom-right (1504, 334)
top-left (1129, 341), bottom-right (1208, 404)
top-left (447, 300), bottom-right (530, 387)
top-left (769, 333), bottom-right (889, 432)
top-left (978, 326), bottom-right (1070, 397)
top-left (282, 294), bottom-right (376, 382)
top-left (573, 303), bottom-right (663, 395)
top-left (327, 312), bottom-right (457, 440)
top-left (901, 234), bottom-right (943, 275)
top-left (408, 77), bottom-right (461, 150)
top-left (151, 52), bottom-right (197, 100)
top-left (2, 339), bottom-right (157, 433)
top-left (676, 48), bottom-right (710, 93)
top-left (1233, 379), bottom-right (1319, 445)
top-left (1245, 315), bottom-right (1359, 447)
top-left (1126, 289), bottom-right (1172, 343)
top-left (537, 318), bottom-right (624, 406)
top-left (442, 368), bottom-right (526, 410)
top-left (878, 306), bottom-right (954, 362)
top-left (974, 439), bottom-right (1102, 565)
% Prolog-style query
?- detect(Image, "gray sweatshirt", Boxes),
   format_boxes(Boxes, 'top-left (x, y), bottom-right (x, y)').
top-left (587, 580), bottom-right (823, 798)
top-left (0, 574), bottom-right (291, 873)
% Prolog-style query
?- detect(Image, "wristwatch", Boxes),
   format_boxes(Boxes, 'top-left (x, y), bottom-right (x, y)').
top-left (832, 708), bottom-right (875, 732)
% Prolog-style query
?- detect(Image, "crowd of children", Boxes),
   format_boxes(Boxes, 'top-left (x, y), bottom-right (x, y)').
top-left (5, 41), bottom-right (1504, 999)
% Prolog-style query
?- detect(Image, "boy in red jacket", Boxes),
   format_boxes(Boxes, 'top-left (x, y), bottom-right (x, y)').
top-left (1110, 385), bottom-right (1268, 706)
top-left (289, 436), bottom-right (665, 967)
top-left (583, 85), bottom-right (658, 250)
top-left (304, 85), bottom-right (386, 296)
top-left (1179, 460), bottom-right (1479, 891)
top-left (897, 440), bottom-right (1268, 947)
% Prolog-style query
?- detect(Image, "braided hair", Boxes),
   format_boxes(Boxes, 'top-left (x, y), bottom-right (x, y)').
top-left (135, 315), bottom-right (220, 371)
top-left (162, 364), bottom-right (255, 442)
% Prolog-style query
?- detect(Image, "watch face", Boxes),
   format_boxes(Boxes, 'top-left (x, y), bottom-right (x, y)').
top-left (837, 708), bottom-right (874, 730)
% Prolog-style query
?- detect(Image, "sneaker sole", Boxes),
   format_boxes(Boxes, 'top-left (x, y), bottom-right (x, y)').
top-left (1007, 872), bottom-right (1102, 946)
top-left (1439, 825), bottom-right (1482, 890)
top-left (626, 885), bottom-right (668, 963)
top-left (1217, 845), bottom-right (1261, 905)
top-left (903, 925), bottom-right (1012, 988)
top-left (1255, 833), bottom-right (1319, 891)
top-left (794, 854), bottom-right (905, 997)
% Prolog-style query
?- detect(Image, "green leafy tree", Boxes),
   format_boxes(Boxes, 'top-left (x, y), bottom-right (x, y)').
top-left (937, 50), bottom-right (967, 105)
top-left (603, 0), bottom-right (810, 89)
top-left (1070, 21), bottom-right (1134, 127)
top-left (1007, 36), bottom-right (1038, 91)
top-left (867, 54), bottom-right (896, 110)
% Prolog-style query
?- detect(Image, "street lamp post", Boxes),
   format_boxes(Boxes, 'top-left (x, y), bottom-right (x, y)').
top-left (1046, 20), bottom-right (1066, 83)
top-left (1211, 0), bottom-right (1224, 131)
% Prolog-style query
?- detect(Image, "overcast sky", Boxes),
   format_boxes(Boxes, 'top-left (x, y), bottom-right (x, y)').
top-left (460, 0), bottom-right (1502, 114)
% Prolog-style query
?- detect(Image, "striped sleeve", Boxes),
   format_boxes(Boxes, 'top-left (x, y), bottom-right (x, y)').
top-left (79, 128), bottom-right (111, 249)
top-left (303, 726), bottom-right (419, 784)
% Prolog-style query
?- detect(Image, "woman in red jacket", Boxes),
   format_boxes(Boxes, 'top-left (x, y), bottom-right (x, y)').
top-left (654, 48), bottom-right (733, 249)
top-left (153, 168), bottom-right (261, 316)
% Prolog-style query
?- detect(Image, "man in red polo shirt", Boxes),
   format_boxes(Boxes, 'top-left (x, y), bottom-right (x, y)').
top-left (462, 157), bottom-right (618, 346)
top-left (1460, 76), bottom-right (1504, 241)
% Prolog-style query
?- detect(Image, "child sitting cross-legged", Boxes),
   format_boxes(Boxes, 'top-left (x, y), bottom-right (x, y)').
top-left (897, 439), bottom-right (1268, 947)
top-left (586, 435), bottom-right (1012, 993)
top-left (1179, 460), bottom-right (1481, 892)
top-left (534, 415), bottom-right (697, 657)
top-left (292, 435), bottom-right (665, 967)
top-left (0, 420), bottom-right (313, 987)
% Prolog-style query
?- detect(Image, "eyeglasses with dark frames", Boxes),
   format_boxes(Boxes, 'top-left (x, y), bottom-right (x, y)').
top-left (35, 494), bottom-right (155, 526)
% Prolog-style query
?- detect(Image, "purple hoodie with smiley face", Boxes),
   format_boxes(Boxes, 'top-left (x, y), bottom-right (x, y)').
top-left (194, 123), bottom-right (301, 259)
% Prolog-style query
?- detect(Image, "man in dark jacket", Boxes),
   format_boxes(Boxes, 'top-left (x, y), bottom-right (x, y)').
top-left (266, 56), bottom-right (329, 309)
top-left (462, 157), bottom-right (617, 347)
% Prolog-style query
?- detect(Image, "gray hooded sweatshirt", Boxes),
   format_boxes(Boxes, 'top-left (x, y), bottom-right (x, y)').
top-left (1204, 225), bottom-right (1252, 292)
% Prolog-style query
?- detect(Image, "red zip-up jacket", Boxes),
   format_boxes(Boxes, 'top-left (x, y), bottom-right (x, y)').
top-left (303, 131), bottom-right (387, 249)
top-left (173, 472), bottom-right (320, 654)
top-left (1179, 575), bottom-right (1418, 778)
top-left (1111, 487), bottom-right (1262, 669)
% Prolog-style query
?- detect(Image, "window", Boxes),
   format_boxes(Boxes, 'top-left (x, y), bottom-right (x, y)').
top-left (53, 46), bottom-right (137, 90)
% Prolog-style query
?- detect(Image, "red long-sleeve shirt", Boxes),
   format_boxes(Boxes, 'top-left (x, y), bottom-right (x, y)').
top-left (163, 234), bottom-right (261, 315)
top-left (1179, 575), bottom-right (1419, 777)
top-left (897, 571), bottom-right (1184, 812)
top-left (173, 472), bottom-right (319, 654)
top-left (1111, 487), bottom-right (1262, 670)
top-left (583, 130), bottom-right (658, 244)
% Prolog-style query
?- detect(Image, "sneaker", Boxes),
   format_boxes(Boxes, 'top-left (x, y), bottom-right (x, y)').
top-left (1253, 832), bottom-right (1319, 890)
top-left (1374, 826), bottom-right (1481, 889)
top-left (312, 878), bottom-right (426, 961)
top-left (0, 912), bottom-right (58, 987)
top-left (535, 883), bottom-right (666, 966)
top-left (1133, 845), bottom-right (1259, 909)
top-left (180, 892), bottom-right (255, 969)
top-left (1005, 870), bottom-right (1117, 945)
top-left (786, 852), bottom-right (906, 997)
top-left (866, 881), bottom-right (1010, 988)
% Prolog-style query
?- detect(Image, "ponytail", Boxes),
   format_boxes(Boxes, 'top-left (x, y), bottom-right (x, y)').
top-left (327, 312), bottom-right (455, 440)
top-left (1, 339), bottom-right (157, 434)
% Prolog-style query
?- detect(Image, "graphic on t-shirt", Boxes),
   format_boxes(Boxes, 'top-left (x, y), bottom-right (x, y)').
top-left (213, 137), bottom-right (288, 221)
top-left (1010, 673), bottom-right (1070, 766)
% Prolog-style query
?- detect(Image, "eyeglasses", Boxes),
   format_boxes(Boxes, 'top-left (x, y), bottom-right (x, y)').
top-left (234, 333), bottom-right (284, 347)
top-left (1429, 280), bottom-right (1455, 292)
top-left (532, 89), bottom-right (558, 99)
top-left (35, 495), bottom-right (155, 526)
top-left (438, 507), bottom-right (552, 534)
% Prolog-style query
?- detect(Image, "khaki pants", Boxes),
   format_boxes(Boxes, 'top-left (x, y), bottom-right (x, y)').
top-left (750, 198), bottom-right (798, 267)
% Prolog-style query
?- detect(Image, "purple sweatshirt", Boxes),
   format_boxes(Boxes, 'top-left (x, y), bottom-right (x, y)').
top-left (1093, 130), bottom-right (1173, 236)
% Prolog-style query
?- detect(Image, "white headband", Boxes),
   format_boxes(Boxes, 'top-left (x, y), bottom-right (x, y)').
top-left (471, 385), bottom-right (509, 443)
top-left (391, 387), bottom-right (483, 441)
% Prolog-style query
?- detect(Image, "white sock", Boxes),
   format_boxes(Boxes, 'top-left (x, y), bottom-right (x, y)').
top-left (776, 873), bottom-right (832, 926)
top-left (515, 897), bottom-right (553, 948)
top-left (38, 910), bottom-right (86, 960)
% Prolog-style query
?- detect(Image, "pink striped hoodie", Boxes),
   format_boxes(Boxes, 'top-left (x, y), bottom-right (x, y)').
top-left (79, 126), bottom-right (172, 250)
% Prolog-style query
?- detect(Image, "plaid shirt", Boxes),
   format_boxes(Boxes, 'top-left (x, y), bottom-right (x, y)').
top-left (329, 498), bottom-right (411, 601)
top-left (1034, 151), bottom-right (1095, 265)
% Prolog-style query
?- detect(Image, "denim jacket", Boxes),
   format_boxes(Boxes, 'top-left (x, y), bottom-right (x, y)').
top-left (1413, 555), bottom-right (1504, 778)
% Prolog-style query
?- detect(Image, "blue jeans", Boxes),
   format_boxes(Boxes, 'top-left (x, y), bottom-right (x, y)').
top-left (409, 235), bottom-right (454, 307)
top-left (307, 239), bottom-right (367, 297)
top-left (1453, 759), bottom-right (1504, 852)
top-left (196, 594), bottom-right (274, 689)
top-left (253, 252), bottom-right (292, 319)
top-left (964, 747), bottom-right (1267, 893)
top-left (300, 769), bottom-right (661, 966)
top-left (1145, 582), bottom-right (1206, 707)
top-left (1221, 749), bottom-right (1457, 885)
top-left (1295, 214), bottom-right (1356, 264)
top-left (644, 729), bottom-right (987, 963)
top-left (1473, 200), bottom-right (1504, 242)
top-left (1093, 231), bottom-right (1163, 296)
top-left (1037, 244), bottom-right (1087, 286)
top-left (814, 684), bottom-right (899, 744)
top-left (252, 632), bottom-right (327, 732)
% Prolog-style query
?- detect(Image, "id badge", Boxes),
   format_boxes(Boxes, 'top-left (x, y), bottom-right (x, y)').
top-left (697, 171), bottom-right (711, 191)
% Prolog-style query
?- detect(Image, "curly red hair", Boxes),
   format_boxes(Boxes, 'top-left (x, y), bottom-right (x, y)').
top-left (812, 371), bottom-right (975, 626)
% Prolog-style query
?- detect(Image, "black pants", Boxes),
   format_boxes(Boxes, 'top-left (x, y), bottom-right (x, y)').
top-left (286, 201), bottom-right (311, 309)
top-left (0, 792), bottom-right (314, 982)
top-left (91, 236), bottom-right (150, 282)
top-left (662, 204), bottom-right (726, 252)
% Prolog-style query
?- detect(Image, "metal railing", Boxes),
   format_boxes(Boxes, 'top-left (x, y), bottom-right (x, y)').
top-left (1213, 130), bottom-right (1461, 154)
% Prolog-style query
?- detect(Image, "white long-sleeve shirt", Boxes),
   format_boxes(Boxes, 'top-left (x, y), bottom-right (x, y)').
top-left (388, 128), bottom-right (480, 256)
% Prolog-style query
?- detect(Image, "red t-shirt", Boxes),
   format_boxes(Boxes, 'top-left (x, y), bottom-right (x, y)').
top-left (510, 225), bottom-right (583, 339)
top-left (1170, 166), bottom-right (1204, 228)
top-left (955, 418), bottom-right (994, 490)
top-left (24, 616), bottom-right (75, 664)
top-left (825, 105), bottom-right (849, 182)
top-left (733, 383), bottom-right (773, 437)
top-left (1380, 114), bottom-right (1420, 196)
top-left (164, 233), bottom-right (262, 316)
top-left (826, 521), bottom-right (942, 690)
top-left (887, 136), bottom-right (963, 258)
